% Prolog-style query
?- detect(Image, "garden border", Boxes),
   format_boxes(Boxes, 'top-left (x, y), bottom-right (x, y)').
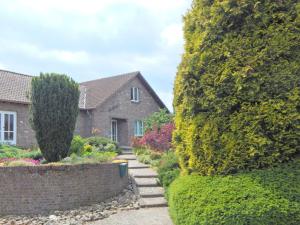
top-left (0, 162), bottom-right (128, 215)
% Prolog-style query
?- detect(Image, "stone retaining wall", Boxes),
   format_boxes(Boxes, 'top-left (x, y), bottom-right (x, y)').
top-left (0, 163), bottom-right (128, 215)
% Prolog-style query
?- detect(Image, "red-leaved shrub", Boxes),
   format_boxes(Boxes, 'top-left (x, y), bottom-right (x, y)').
top-left (138, 123), bottom-right (175, 152)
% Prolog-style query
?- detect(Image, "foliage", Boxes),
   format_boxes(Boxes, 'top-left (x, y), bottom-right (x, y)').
top-left (169, 159), bottom-right (300, 225)
top-left (134, 148), bottom-right (162, 167)
top-left (134, 147), bottom-right (180, 189)
top-left (138, 123), bottom-right (175, 152)
top-left (0, 158), bottom-right (40, 167)
top-left (143, 109), bottom-right (173, 132)
top-left (131, 137), bottom-right (144, 149)
top-left (60, 151), bottom-right (117, 165)
top-left (173, 0), bottom-right (300, 175)
top-left (157, 151), bottom-right (180, 189)
top-left (0, 144), bottom-right (42, 160)
top-left (69, 135), bottom-right (86, 155)
top-left (30, 73), bottom-right (80, 162)
top-left (85, 136), bottom-right (121, 154)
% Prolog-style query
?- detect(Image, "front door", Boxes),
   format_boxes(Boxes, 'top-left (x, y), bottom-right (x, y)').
top-left (0, 111), bottom-right (17, 145)
top-left (111, 119), bottom-right (118, 142)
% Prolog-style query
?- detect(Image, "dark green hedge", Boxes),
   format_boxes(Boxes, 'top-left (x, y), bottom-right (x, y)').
top-left (168, 159), bottom-right (300, 225)
top-left (30, 73), bottom-right (80, 162)
top-left (173, 0), bottom-right (300, 175)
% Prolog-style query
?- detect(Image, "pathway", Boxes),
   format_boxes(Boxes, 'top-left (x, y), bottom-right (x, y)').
top-left (89, 147), bottom-right (173, 225)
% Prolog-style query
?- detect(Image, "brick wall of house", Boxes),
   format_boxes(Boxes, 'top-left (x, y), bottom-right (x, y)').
top-left (0, 163), bottom-right (128, 215)
top-left (0, 101), bottom-right (37, 147)
top-left (0, 101), bottom-right (92, 147)
top-left (92, 77), bottom-right (162, 146)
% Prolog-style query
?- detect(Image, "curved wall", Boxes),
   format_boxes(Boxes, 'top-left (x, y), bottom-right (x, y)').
top-left (0, 163), bottom-right (128, 215)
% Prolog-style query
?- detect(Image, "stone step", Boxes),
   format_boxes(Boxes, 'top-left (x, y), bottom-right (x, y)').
top-left (139, 197), bottom-right (168, 208)
top-left (128, 161), bottom-right (150, 169)
top-left (129, 168), bottom-right (158, 178)
top-left (135, 178), bottom-right (159, 187)
top-left (139, 187), bottom-right (165, 198)
top-left (122, 151), bottom-right (134, 155)
top-left (117, 155), bottom-right (137, 160)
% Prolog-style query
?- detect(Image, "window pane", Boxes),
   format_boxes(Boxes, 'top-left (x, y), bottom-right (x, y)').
top-left (10, 114), bottom-right (14, 131)
top-left (9, 132), bottom-right (13, 140)
top-left (136, 88), bottom-right (139, 101)
top-left (4, 114), bottom-right (8, 131)
top-left (131, 88), bottom-right (134, 100)
top-left (4, 132), bottom-right (8, 140)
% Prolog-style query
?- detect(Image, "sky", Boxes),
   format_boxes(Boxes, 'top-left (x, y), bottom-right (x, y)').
top-left (0, 0), bottom-right (192, 111)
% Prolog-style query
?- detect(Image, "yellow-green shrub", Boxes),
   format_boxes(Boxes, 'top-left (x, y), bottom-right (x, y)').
top-left (173, 0), bottom-right (300, 175)
top-left (168, 160), bottom-right (300, 225)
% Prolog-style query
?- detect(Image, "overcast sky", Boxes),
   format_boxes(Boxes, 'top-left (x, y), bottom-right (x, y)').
top-left (0, 0), bottom-right (192, 111)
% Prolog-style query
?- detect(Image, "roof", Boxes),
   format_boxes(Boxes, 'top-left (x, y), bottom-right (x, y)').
top-left (0, 69), bottom-right (167, 110)
top-left (80, 71), bottom-right (139, 109)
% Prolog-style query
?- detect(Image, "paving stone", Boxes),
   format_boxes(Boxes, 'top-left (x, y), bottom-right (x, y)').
top-left (134, 178), bottom-right (159, 187)
top-left (139, 187), bottom-right (165, 198)
top-left (128, 161), bottom-right (149, 169)
top-left (129, 168), bottom-right (158, 178)
top-left (116, 155), bottom-right (136, 160)
top-left (89, 208), bottom-right (173, 225)
top-left (139, 197), bottom-right (168, 208)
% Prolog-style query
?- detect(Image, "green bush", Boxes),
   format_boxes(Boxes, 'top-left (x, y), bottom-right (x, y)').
top-left (0, 145), bottom-right (42, 160)
top-left (30, 73), bottom-right (80, 162)
top-left (169, 160), bottom-right (300, 225)
top-left (157, 151), bottom-right (180, 189)
top-left (69, 135), bottom-right (85, 155)
top-left (61, 151), bottom-right (117, 164)
top-left (85, 136), bottom-right (121, 154)
top-left (143, 109), bottom-right (173, 132)
top-left (173, 0), bottom-right (300, 175)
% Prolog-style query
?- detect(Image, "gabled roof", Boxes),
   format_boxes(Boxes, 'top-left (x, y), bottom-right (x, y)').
top-left (80, 71), bottom-right (139, 109)
top-left (0, 69), bottom-right (167, 110)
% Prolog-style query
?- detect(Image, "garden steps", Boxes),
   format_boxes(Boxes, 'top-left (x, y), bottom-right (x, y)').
top-left (129, 168), bottom-right (158, 178)
top-left (128, 160), bottom-right (150, 169)
top-left (139, 197), bottom-right (168, 208)
top-left (118, 151), bottom-right (168, 208)
top-left (139, 187), bottom-right (165, 198)
top-left (116, 154), bottom-right (136, 160)
top-left (134, 178), bottom-right (159, 187)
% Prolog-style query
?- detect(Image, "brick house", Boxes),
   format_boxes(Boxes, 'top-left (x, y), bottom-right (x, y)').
top-left (0, 70), bottom-right (167, 147)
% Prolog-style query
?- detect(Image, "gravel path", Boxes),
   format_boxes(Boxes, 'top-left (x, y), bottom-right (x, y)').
top-left (87, 208), bottom-right (173, 225)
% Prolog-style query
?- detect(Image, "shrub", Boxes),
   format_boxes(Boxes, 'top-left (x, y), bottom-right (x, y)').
top-left (140, 123), bottom-right (175, 152)
top-left (173, 0), bottom-right (300, 175)
top-left (0, 145), bottom-right (42, 160)
top-left (85, 136), bottom-right (120, 154)
top-left (61, 151), bottom-right (117, 164)
top-left (157, 151), bottom-right (180, 189)
top-left (143, 109), bottom-right (173, 132)
top-left (30, 73), bottom-right (80, 162)
top-left (168, 160), bottom-right (300, 225)
top-left (69, 135), bottom-right (85, 155)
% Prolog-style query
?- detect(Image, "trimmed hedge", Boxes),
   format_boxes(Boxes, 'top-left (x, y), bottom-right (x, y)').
top-left (30, 73), bottom-right (80, 162)
top-left (168, 159), bottom-right (300, 225)
top-left (173, 0), bottom-right (300, 175)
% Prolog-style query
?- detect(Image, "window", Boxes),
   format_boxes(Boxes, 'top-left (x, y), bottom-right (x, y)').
top-left (131, 87), bottom-right (140, 102)
top-left (0, 111), bottom-right (17, 145)
top-left (134, 120), bottom-right (144, 137)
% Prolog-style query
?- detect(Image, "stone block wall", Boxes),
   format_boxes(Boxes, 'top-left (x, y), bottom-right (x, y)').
top-left (0, 163), bottom-right (128, 215)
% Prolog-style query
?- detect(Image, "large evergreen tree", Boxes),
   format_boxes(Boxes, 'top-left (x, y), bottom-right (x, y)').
top-left (30, 73), bottom-right (80, 162)
top-left (173, 0), bottom-right (300, 175)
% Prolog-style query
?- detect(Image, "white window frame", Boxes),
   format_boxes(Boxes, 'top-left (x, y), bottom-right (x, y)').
top-left (134, 120), bottom-right (144, 137)
top-left (0, 111), bottom-right (17, 145)
top-left (111, 119), bottom-right (118, 142)
top-left (131, 87), bottom-right (140, 103)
